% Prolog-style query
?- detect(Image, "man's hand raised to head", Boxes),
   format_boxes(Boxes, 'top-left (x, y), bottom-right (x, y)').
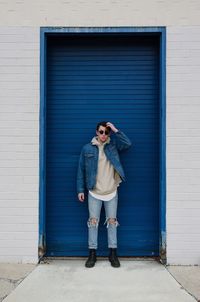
top-left (106, 122), bottom-right (119, 133)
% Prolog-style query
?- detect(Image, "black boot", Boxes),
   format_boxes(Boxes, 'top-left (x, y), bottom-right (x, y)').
top-left (85, 249), bottom-right (97, 268)
top-left (109, 248), bottom-right (120, 267)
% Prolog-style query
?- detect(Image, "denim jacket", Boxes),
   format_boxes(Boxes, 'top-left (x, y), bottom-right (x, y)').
top-left (77, 130), bottom-right (132, 194)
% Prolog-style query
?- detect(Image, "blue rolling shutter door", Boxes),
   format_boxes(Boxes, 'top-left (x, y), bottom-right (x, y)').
top-left (46, 34), bottom-right (160, 256)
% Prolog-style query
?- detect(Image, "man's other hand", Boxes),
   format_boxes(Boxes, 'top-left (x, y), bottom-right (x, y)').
top-left (78, 193), bottom-right (85, 202)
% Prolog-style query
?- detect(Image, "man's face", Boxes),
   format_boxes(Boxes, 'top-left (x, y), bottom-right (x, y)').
top-left (96, 125), bottom-right (110, 143)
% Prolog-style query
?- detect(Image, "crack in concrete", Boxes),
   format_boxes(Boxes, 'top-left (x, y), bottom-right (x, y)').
top-left (0, 277), bottom-right (23, 284)
top-left (165, 265), bottom-right (199, 302)
top-left (0, 277), bottom-right (27, 302)
top-left (1, 294), bottom-right (9, 302)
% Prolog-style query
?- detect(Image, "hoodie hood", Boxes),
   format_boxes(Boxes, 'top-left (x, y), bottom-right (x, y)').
top-left (91, 136), bottom-right (110, 146)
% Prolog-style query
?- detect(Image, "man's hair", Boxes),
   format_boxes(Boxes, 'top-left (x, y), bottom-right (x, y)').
top-left (96, 121), bottom-right (111, 132)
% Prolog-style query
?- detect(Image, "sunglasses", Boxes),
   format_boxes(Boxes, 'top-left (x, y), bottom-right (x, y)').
top-left (99, 130), bottom-right (110, 135)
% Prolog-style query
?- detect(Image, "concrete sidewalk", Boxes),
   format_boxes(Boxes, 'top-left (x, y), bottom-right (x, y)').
top-left (167, 265), bottom-right (200, 302)
top-left (0, 259), bottom-right (199, 302)
top-left (0, 263), bottom-right (35, 302)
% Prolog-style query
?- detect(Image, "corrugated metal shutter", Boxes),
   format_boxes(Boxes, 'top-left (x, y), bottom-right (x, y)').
top-left (46, 34), bottom-right (160, 256)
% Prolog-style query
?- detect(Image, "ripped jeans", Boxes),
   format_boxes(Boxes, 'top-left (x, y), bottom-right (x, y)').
top-left (87, 192), bottom-right (119, 249)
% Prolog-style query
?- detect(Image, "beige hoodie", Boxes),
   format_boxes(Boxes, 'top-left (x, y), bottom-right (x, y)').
top-left (89, 136), bottom-right (122, 196)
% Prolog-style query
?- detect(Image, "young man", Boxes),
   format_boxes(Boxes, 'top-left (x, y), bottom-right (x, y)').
top-left (77, 121), bottom-right (131, 268)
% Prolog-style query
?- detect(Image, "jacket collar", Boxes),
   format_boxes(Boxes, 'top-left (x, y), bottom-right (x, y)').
top-left (91, 136), bottom-right (110, 146)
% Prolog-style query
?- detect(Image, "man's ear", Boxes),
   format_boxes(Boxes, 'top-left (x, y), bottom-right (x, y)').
top-left (96, 130), bottom-right (99, 136)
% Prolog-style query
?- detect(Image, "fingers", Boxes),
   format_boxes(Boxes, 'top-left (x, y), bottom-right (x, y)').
top-left (78, 193), bottom-right (85, 202)
top-left (106, 122), bottom-right (118, 133)
top-left (106, 122), bottom-right (113, 127)
top-left (79, 193), bottom-right (84, 201)
top-left (106, 122), bottom-right (114, 131)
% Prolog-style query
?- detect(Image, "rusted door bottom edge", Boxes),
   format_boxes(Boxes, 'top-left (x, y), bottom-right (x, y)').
top-left (39, 256), bottom-right (161, 264)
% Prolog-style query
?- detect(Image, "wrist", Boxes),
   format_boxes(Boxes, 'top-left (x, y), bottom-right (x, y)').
top-left (113, 128), bottom-right (119, 133)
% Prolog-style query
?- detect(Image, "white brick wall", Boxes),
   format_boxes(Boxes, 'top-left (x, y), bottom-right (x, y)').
top-left (167, 26), bottom-right (200, 265)
top-left (0, 27), bottom-right (39, 263)
top-left (0, 0), bottom-right (200, 26)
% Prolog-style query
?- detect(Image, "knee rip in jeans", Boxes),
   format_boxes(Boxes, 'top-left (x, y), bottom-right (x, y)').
top-left (87, 217), bottom-right (99, 228)
top-left (104, 218), bottom-right (119, 228)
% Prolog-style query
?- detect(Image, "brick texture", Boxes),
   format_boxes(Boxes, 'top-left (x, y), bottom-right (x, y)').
top-left (0, 27), bottom-right (39, 263)
top-left (0, 1), bottom-right (200, 26)
top-left (167, 26), bottom-right (200, 264)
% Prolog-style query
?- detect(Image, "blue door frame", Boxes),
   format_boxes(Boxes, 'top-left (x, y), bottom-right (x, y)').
top-left (39, 26), bottom-right (166, 263)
